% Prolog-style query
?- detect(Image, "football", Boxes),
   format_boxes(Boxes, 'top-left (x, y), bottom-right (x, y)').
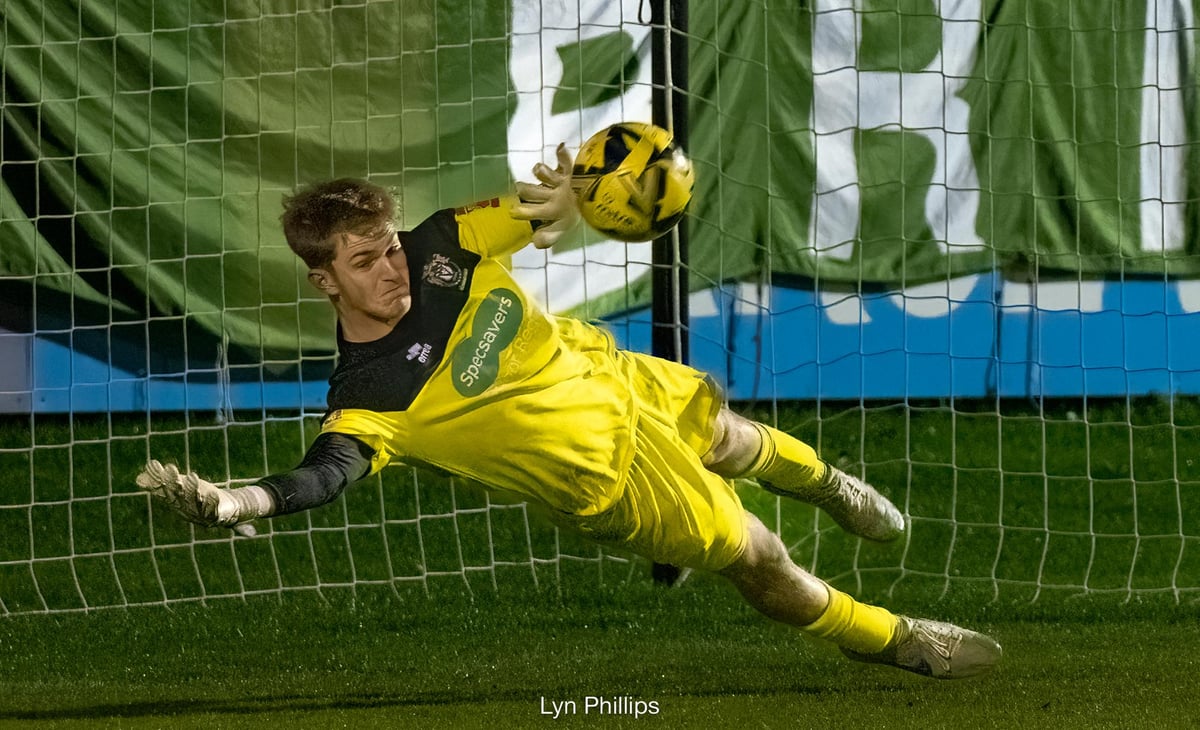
top-left (572, 122), bottom-right (695, 242)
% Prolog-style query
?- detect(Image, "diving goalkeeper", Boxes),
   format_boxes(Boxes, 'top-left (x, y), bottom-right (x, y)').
top-left (137, 144), bottom-right (1001, 680)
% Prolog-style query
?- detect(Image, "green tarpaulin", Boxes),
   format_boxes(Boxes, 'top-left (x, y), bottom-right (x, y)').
top-left (1, 1), bottom-right (1196, 357)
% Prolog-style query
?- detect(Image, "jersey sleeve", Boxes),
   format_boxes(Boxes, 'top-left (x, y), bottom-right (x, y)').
top-left (452, 195), bottom-right (536, 259)
top-left (319, 408), bottom-right (403, 475)
top-left (256, 432), bottom-right (375, 515)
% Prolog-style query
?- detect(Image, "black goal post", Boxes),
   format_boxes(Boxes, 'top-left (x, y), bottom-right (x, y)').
top-left (650, 0), bottom-right (690, 368)
top-left (650, 0), bottom-right (692, 587)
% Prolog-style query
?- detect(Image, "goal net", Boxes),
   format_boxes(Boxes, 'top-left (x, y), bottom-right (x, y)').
top-left (1, 0), bottom-right (1197, 616)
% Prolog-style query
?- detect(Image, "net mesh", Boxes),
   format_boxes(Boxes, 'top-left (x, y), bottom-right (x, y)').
top-left (1, 0), bottom-right (1198, 616)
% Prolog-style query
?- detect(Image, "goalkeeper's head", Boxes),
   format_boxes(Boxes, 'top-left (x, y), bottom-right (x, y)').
top-left (281, 178), bottom-right (396, 269)
top-left (282, 179), bottom-right (412, 339)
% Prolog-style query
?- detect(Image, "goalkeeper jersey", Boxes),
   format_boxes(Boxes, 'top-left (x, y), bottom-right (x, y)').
top-left (316, 197), bottom-right (636, 516)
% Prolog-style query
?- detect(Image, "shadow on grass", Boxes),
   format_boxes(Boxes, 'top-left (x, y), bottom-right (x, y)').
top-left (2, 691), bottom-right (489, 722)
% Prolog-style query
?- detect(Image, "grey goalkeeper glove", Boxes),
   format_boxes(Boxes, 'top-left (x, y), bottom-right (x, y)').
top-left (135, 460), bottom-right (271, 536)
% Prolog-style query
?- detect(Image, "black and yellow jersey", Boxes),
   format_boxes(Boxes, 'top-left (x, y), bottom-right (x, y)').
top-left (276, 196), bottom-right (637, 517)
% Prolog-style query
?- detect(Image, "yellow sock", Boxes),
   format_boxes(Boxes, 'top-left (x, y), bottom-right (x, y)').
top-left (743, 423), bottom-right (827, 490)
top-left (803, 586), bottom-right (899, 654)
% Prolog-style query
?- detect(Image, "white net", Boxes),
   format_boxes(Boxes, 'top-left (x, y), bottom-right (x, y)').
top-left (1, 0), bottom-right (1198, 616)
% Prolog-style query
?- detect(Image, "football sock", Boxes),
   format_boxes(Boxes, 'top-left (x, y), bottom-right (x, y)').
top-left (803, 586), bottom-right (899, 654)
top-left (741, 422), bottom-right (827, 492)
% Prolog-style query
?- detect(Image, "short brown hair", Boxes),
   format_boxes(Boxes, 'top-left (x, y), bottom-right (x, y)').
top-left (280, 178), bottom-right (396, 269)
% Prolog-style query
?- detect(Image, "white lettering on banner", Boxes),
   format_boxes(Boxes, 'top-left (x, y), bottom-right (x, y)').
top-left (820, 275), bottom-right (989, 327)
top-left (506, 2), bottom-right (1195, 322)
top-left (506, 0), bottom-right (653, 313)
top-left (692, 276), bottom-right (1200, 333)
top-left (999, 279), bottom-right (1105, 313)
top-left (1139, 0), bottom-right (1193, 254)
top-left (821, 288), bottom-right (871, 327)
top-left (809, 0), bottom-right (986, 268)
top-left (1180, 281), bottom-right (1200, 313)
top-left (884, 275), bottom-right (986, 320)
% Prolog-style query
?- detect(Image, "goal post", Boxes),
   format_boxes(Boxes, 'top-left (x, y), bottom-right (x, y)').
top-left (2, 0), bottom-right (1199, 617)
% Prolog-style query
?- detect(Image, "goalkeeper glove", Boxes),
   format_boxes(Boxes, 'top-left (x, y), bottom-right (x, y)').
top-left (512, 143), bottom-right (580, 249)
top-left (136, 460), bottom-right (272, 535)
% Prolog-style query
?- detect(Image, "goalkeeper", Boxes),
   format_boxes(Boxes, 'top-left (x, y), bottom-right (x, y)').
top-left (137, 144), bottom-right (1001, 680)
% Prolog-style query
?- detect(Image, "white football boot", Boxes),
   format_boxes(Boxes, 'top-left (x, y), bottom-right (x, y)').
top-left (764, 464), bottom-right (906, 542)
top-left (842, 616), bottom-right (1003, 679)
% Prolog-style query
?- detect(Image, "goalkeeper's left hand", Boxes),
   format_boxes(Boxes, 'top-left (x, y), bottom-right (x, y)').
top-left (512, 142), bottom-right (580, 249)
top-left (136, 460), bottom-right (256, 536)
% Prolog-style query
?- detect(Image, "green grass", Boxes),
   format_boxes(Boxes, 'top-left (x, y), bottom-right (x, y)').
top-left (2, 580), bottom-right (1199, 728)
top-left (2, 399), bottom-right (1200, 726)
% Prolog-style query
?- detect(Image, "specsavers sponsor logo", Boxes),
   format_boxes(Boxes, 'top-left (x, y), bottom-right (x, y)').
top-left (451, 288), bottom-right (523, 396)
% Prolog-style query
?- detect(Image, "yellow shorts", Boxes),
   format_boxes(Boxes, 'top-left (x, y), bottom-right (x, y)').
top-left (557, 352), bottom-right (750, 572)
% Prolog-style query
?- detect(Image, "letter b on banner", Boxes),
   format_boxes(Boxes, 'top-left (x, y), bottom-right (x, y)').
top-left (809, 0), bottom-right (986, 262)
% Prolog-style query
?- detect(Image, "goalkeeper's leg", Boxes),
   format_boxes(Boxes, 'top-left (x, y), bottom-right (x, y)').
top-left (704, 409), bottom-right (905, 543)
top-left (658, 408), bottom-right (907, 587)
top-left (719, 513), bottom-right (1001, 680)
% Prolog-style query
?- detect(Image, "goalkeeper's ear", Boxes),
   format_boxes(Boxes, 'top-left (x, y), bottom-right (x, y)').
top-left (308, 268), bottom-right (338, 296)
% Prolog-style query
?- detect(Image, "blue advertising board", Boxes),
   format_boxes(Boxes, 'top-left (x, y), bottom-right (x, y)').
top-left (3, 276), bottom-right (1198, 413)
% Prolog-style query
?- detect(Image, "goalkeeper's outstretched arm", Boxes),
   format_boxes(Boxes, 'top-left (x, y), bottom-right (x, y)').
top-left (136, 432), bottom-right (375, 529)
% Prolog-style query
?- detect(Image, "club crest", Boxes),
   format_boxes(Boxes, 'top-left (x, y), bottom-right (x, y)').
top-left (422, 253), bottom-right (467, 290)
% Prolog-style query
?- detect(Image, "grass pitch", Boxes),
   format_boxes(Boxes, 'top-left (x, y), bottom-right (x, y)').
top-left (2, 398), bottom-right (1200, 727)
top-left (2, 582), bottom-right (1199, 729)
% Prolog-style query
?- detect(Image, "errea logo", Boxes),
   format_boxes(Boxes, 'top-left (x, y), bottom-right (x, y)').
top-left (406, 342), bottom-right (433, 364)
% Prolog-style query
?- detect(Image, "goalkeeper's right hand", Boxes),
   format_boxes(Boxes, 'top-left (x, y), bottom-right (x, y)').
top-left (513, 143), bottom-right (580, 249)
top-left (136, 460), bottom-right (258, 535)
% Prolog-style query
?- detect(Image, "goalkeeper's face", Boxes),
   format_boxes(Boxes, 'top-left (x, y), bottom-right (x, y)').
top-left (316, 226), bottom-right (412, 336)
